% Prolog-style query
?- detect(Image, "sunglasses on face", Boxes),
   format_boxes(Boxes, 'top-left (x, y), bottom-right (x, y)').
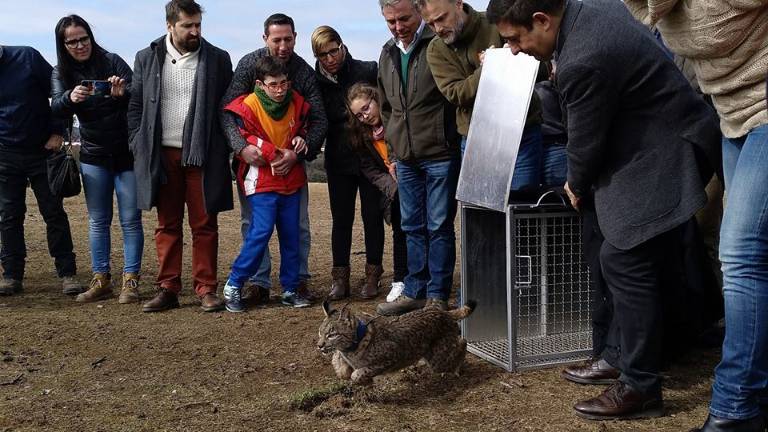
top-left (64, 35), bottom-right (91, 48)
top-left (317, 46), bottom-right (342, 60)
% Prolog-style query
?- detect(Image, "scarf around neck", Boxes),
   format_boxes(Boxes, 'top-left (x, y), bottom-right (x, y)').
top-left (253, 85), bottom-right (293, 119)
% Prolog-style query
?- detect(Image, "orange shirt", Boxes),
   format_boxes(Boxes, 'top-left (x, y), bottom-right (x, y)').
top-left (243, 93), bottom-right (295, 150)
top-left (373, 139), bottom-right (390, 167)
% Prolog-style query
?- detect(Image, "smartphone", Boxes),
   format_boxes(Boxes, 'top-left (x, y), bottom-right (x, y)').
top-left (80, 80), bottom-right (111, 98)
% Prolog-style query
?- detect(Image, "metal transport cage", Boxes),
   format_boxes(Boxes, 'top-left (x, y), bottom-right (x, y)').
top-left (460, 193), bottom-right (593, 372)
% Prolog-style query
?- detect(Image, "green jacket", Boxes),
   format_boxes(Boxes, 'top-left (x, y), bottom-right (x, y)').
top-left (426, 3), bottom-right (542, 136)
top-left (378, 25), bottom-right (460, 162)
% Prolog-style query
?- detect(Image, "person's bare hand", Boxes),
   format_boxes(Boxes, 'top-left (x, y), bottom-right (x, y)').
top-left (107, 75), bottom-right (126, 98)
top-left (564, 182), bottom-right (581, 211)
top-left (292, 136), bottom-right (307, 155)
top-left (240, 145), bottom-right (266, 166)
top-left (69, 85), bottom-right (90, 103)
top-left (388, 161), bottom-right (397, 183)
top-left (45, 134), bottom-right (64, 151)
top-left (272, 148), bottom-right (297, 176)
top-left (478, 45), bottom-right (494, 66)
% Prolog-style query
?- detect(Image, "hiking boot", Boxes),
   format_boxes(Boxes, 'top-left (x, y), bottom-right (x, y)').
top-left (0, 278), bottom-right (23, 296)
top-left (360, 264), bottom-right (383, 299)
top-left (297, 280), bottom-right (317, 301)
top-left (223, 282), bottom-right (246, 313)
top-left (376, 295), bottom-right (426, 316)
top-left (118, 273), bottom-right (140, 304)
top-left (386, 281), bottom-right (405, 303)
top-left (75, 273), bottom-right (113, 303)
top-left (425, 298), bottom-right (448, 311)
top-left (62, 276), bottom-right (86, 296)
top-left (328, 266), bottom-right (350, 300)
top-left (142, 288), bottom-right (180, 313)
top-left (281, 291), bottom-right (311, 308)
top-left (242, 283), bottom-right (271, 306)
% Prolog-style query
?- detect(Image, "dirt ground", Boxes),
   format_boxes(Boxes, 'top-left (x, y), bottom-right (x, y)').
top-left (0, 183), bottom-right (719, 432)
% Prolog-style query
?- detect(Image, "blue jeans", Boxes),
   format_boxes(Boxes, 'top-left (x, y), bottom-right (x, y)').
top-left (542, 143), bottom-right (567, 187)
top-left (460, 125), bottom-right (543, 191)
top-left (710, 124), bottom-right (768, 420)
top-left (80, 162), bottom-right (143, 274)
top-left (239, 181), bottom-right (311, 288)
top-left (397, 157), bottom-right (460, 301)
top-left (229, 192), bottom-right (301, 292)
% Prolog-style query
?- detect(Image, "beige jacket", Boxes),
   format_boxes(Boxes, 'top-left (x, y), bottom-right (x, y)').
top-left (625, 0), bottom-right (768, 138)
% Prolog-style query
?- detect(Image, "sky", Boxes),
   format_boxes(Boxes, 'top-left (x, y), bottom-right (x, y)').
top-left (0, 0), bottom-right (489, 69)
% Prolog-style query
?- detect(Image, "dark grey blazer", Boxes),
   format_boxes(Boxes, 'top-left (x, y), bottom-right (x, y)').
top-left (127, 36), bottom-right (234, 214)
top-left (556, 0), bottom-right (721, 250)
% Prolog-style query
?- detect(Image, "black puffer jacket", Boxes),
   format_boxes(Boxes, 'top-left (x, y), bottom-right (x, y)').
top-left (315, 52), bottom-right (377, 175)
top-left (51, 50), bottom-right (133, 171)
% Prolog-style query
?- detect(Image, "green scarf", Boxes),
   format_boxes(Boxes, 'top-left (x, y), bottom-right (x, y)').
top-left (253, 86), bottom-right (293, 120)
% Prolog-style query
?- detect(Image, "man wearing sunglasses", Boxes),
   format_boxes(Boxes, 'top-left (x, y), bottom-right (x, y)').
top-left (220, 13), bottom-right (328, 306)
top-left (0, 45), bottom-right (83, 297)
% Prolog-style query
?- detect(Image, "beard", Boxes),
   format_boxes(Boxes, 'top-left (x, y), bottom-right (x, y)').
top-left (178, 36), bottom-right (200, 52)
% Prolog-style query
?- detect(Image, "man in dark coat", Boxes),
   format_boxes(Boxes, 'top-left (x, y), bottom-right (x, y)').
top-left (128, 0), bottom-right (233, 313)
top-left (0, 45), bottom-right (83, 297)
top-left (487, 0), bottom-right (721, 421)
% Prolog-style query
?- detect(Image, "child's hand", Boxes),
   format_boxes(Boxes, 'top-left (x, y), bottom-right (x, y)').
top-left (272, 149), bottom-right (297, 176)
top-left (389, 161), bottom-right (397, 183)
top-left (292, 136), bottom-right (307, 155)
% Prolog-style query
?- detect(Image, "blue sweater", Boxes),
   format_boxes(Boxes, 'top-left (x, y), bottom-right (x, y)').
top-left (0, 45), bottom-right (64, 152)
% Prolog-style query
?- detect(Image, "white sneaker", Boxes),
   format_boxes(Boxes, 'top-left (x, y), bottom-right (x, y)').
top-left (386, 282), bottom-right (405, 303)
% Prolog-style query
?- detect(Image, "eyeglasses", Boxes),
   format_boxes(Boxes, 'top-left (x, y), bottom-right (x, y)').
top-left (352, 99), bottom-right (373, 121)
top-left (64, 36), bottom-right (91, 48)
top-left (316, 46), bottom-right (342, 60)
top-left (261, 80), bottom-right (291, 91)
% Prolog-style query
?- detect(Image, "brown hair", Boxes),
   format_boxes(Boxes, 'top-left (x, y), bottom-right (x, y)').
top-left (346, 83), bottom-right (382, 152)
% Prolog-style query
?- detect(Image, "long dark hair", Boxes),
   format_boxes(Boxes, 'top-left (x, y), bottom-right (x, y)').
top-left (54, 14), bottom-right (107, 88)
top-left (346, 83), bottom-right (382, 153)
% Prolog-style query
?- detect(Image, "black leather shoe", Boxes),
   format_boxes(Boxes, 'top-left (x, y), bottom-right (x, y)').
top-left (689, 414), bottom-right (765, 432)
top-left (573, 381), bottom-right (663, 420)
top-left (562, 358), bottom-right (620, 385)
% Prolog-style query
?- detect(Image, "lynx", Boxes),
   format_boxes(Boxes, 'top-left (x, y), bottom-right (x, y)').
top-left (317, 300), bottom-right (476, 385)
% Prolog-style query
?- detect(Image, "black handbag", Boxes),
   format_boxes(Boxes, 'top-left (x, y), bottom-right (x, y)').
top-left (47, 144), bottom-right (81, 198)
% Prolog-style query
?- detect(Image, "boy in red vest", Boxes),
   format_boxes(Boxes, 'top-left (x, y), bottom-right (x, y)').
top-left (223, 56), bottom-right (310, 312)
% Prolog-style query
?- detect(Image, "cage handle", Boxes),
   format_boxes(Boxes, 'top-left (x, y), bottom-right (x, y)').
top-left (532, 188), bottom-right (568, 208)
top-left (516, 255), bottom-right (532, 286)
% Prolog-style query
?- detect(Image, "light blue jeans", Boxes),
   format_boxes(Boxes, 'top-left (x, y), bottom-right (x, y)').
top-left (79, 162), bottom-right (143, 274)
top-left (239, 181), bottom-right (311, 288)
top-left (710, 124), bottom-right (768, 420)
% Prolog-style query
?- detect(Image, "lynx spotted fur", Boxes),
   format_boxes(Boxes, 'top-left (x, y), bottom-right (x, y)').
top-left (317, 300), bottom-right (476, 385)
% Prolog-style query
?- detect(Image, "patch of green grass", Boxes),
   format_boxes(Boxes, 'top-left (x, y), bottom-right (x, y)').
top-left (288, 382), bottom-right (352, 412)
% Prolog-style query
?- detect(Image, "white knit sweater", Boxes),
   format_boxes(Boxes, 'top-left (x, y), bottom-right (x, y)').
top-left (626, 0), bottom-right (768, 138)
top-left (160, 35), bottom-right (199, 148)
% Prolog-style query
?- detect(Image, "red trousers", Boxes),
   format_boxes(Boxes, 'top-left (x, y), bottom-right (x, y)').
top-left (155, 148), bottom-right (218, 297)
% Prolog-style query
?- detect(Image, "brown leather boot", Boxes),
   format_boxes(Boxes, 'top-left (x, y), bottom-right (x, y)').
top-left (118, 273), bottom-right (140, 304)
top-left (75, 273), bottom-right (113, 303)
top-left (142, 288), bottom-right (180, 313)
top-left (328, 266), bottom-right (350, 300)
top-left (360, 264), bottom-right (383, 299)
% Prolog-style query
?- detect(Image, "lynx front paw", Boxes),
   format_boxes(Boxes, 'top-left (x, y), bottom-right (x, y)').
top-left (351, 368), bottom-right (374, 386)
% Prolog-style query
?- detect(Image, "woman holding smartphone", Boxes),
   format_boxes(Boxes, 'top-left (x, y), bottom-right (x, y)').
top-left (51, 14), bottom-right (143, 304)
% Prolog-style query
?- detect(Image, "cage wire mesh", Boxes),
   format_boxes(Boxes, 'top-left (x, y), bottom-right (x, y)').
top-left (462, 205), bottom-right (593, 371)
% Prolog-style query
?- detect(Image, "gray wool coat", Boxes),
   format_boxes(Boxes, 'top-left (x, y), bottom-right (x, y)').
top-left (556, 0), bottom-right (721, 250)
top-left (127, 36), bottom-right (234, 214)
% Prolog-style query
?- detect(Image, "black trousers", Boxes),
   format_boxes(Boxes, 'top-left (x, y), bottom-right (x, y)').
top-left (600, 225), bottom-right (686, 396)
top-left (326, 172), bottom-right (384, 267)
top-left (389, 193), bottom-right (408, 283)
top-left (0, 151), bottom-right (77, 279)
